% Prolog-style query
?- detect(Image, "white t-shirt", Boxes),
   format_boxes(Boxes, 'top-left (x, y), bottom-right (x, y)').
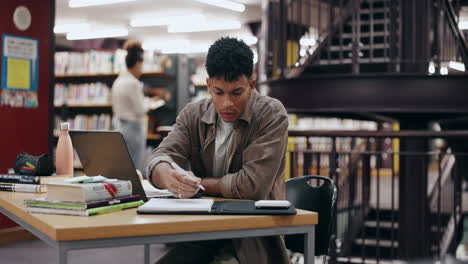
top-left (213, 117), bottom-right (234, 178)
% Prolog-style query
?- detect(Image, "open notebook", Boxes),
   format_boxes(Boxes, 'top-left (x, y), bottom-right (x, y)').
top-left (137, 199), bottom-right (297, 215)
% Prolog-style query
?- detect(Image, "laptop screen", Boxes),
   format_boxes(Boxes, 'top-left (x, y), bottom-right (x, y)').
top-left (70, 131), bottom-right (148, 201)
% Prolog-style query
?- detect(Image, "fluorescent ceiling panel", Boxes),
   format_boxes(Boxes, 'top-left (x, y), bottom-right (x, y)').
top-left (459, 21), bottom-right (468, 30)
top-left (168, 20), bottom-right (241, 33)
top-left (54, 23), bottom-right (90, 33)
top-left (131, 14), bottom-right (205, 27)
top-left (194, 0), bottom-right (245, 12)
top-left (67, 28), bottom-right (129, 40)
top-left (69, 0), bottom-right (137, 8)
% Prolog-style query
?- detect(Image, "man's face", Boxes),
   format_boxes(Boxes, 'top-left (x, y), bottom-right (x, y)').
top-left (207, 75), bottom-right (256, 123)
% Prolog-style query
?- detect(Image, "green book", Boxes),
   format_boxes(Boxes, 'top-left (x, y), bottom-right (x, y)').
top-left (26, 200), bottom-right (144, 216)
top-left (24, 195), bottom-right (141, 210)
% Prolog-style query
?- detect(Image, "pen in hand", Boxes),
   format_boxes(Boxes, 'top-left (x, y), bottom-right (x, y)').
top-left (170, 162), bottom-right (206, 191)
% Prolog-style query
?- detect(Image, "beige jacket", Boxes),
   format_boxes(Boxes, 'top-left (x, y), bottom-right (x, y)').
top-left (145, 91), bottom-right (290, 264)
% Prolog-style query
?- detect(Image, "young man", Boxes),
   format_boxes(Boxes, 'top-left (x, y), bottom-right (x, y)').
top-left (145, 37), bottom-right (289, 264)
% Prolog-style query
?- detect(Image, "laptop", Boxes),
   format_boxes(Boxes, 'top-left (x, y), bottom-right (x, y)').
top-left (70, 130), bottom-right (170, 201)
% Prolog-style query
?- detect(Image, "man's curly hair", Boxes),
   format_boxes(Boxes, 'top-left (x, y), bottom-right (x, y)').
top-left (205, 37), bottom-right (254, 81)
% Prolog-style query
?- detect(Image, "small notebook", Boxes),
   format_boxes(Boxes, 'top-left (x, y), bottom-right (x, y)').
top-left (138, 198), bottom-right (215, 213)
top-left (142, 180), bottom-right (174, 198)
top-left (137, 199), bottom-right (297, 215)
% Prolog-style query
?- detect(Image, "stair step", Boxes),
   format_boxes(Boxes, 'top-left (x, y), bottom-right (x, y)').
top-left (350, 19), bottom-right (396, 25)
top-left (318, 58), bottom-right (389, 64)
top-left (329, 44), bottom-right (388, 51)
top-left (351, 240), bottom-right (396, 259)
top-left (364, 221), bottom-right (398, 229)
top-left (337, 257), bottom-right (404, 264)
top-left (359, 8), bottom-right (390, 14)
top-left (341, 31), bottom-right (392, 38)
top-left (354, 239), bottom-right (398, 248)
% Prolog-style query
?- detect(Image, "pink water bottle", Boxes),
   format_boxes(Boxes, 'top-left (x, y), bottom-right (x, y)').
top-left (55, 122), bottom-right (74, 176)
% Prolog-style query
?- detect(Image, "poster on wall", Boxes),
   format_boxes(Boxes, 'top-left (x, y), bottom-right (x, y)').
top-left (1, 34), bottom-right (39, 108)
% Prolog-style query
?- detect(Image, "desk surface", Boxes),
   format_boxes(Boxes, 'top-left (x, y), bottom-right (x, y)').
top-left (0, 192), bottom-right (318, 241)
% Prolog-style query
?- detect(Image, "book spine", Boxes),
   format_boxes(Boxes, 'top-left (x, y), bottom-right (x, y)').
top-left (0, 183), bottom-right (42, 193)
top-left (87, 200), bottom-right (144, 216)
top-left (85, 195), bottom-right (141, 209)
top-left (82, 181), bottom-right (133, 202)
top-left (0, 174), bottom-right (40, 184)
top-left (26, 207), bottom-right (87, 216)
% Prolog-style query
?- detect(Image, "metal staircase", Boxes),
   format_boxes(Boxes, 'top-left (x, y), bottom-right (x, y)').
top-left (303, 0), bottom-right (400, 75)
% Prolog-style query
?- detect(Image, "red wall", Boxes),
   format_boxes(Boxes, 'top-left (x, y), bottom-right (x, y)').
top-left (0, 1), bottom-right (53, 228)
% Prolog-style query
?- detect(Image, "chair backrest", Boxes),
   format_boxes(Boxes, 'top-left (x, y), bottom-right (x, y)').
top-left (285, 175), bottom-right (337, 256)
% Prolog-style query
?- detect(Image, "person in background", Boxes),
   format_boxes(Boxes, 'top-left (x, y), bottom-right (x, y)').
top-left (112, 40), bottom-right (150, 170)
top-left (145, 37), bottom-right (289, 264)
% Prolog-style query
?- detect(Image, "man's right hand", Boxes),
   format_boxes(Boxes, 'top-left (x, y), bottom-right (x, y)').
top-left (151, 162), bottom-right (201, 198)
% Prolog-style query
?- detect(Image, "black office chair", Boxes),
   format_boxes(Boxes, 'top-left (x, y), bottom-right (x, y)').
top-left (285, 175), bottom-right (337, 259)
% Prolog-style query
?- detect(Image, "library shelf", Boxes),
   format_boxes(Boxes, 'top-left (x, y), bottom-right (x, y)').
top-left (55, 71), bottom-right (173, 82)
top-left (146, 133), bottom-right (162, 140)
top-left (54, 104), bottom-right (112, 108)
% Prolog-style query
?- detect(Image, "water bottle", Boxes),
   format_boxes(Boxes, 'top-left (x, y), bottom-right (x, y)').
top-left (55, 122), bottom-right (74, 176)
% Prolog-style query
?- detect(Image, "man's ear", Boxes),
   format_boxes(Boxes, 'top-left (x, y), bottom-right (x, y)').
top-left (249, 79), bottom-right (256, 91)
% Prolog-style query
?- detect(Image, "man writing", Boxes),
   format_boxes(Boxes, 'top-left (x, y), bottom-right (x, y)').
top-left (145, 37), bottom-right (289, 264)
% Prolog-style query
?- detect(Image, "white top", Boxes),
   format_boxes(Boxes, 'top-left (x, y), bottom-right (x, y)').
top-left (111, 71), bottom-right (149, 124)
top-left (213, 117), bottom-right (234, 178)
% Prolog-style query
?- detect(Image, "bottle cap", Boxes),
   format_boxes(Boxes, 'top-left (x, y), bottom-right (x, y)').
top-left (60, 122), bottom-right (70, 131)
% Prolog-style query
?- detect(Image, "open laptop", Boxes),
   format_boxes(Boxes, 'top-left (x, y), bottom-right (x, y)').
top-left (70, 130), bottom-right (171, 201)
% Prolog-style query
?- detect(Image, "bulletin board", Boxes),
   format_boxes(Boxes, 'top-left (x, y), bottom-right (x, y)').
top-left (1, 34), bottom-right (39, 108)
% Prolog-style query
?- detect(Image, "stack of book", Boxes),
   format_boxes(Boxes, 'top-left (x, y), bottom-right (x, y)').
top-left (0, 174), bottom-right (68, 193)
top-left (24, 179), bottom-right (144, 216)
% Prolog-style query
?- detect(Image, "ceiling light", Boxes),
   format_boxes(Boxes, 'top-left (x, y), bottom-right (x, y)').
top-left (161, 44), bottom-right (211, 54)
top-left (131, 14), bottom-right (205, 27)
top-left (168, 20), bottom-right (241, 33)
top-left (459, 21), bottom-right (468, 30)
top-left (428, 61), bottom-right (435, 74)
top-left (66, 28), bottom-right (129, 40)
top-left (54, 23), bottom-right (90, 33)
top-left (241, 36), bottom-right (258, 45)
top-left (440, 66), bottom-right (448, 75)
top-left (157, 41), bottom-right (211, 54)
top-left (300, 37), bottom-right (316, 46)
top-left (194, 0), bottom-right (245, 12)
top-left (69, 0), bottom-right (137, 8)
top-left (449, 61), bottom-right (466, 72)
top-left (143, 39), bottom-right (191, 50)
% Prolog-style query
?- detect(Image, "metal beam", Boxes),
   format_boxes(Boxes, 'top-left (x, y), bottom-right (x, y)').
top-left (268, 74), bottom-right (468, 116)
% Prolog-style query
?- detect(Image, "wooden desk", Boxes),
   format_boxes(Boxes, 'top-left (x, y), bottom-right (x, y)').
top-left (0, 192), bottom-right (318, 264)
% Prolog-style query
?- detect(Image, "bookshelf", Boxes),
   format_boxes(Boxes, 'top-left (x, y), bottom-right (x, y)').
top-left (55, 71), bottom-right (172, 83)
top-left (53, 50), bottom-right (175, 144)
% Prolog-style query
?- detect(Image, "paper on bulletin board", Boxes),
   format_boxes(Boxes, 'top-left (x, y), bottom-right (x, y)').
top-left (7, 58), bottom-right (30, 89)
top-left (1, 34), bottom-right (39, 108)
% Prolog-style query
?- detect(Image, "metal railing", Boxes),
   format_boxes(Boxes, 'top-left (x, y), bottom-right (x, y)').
top-left (287, 130), bottom-right (465, 262)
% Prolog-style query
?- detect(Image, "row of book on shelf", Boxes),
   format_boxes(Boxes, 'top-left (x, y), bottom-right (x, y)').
top-left (54, 114), bottom-right (112, 133)
top-left (55, 50), bottom-right (162, 75)
top-left (0, 174), bottom-right (143, 216)
top-left (54, 83), bottom-right (110, 106)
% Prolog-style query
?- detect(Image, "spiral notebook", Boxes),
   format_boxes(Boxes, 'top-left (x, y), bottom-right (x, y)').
top-left (137, 199), bottom-right (297, 215)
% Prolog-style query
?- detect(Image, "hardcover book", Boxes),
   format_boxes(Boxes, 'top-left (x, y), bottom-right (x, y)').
top-left (24, 195), bottom-right (141, 210)
top-left (46, 180), bottom-right (132, 202)
top-left (26, 200), bottom-right (144, 216)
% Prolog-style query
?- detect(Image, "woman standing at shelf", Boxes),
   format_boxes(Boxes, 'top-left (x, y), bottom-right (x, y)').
top-left (111, 40), bottom-right (149, 170)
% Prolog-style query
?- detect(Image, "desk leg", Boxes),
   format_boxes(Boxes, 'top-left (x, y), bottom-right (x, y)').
top-left (56, 245), bottom-right (68, 264)
top-left (144, 244), bottom-right (150, 264)
top-left (303, 227), bottom-right (315, 264)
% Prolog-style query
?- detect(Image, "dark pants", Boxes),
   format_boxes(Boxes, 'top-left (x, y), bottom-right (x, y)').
top-left (156, 240), bottom-right (237, 264)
